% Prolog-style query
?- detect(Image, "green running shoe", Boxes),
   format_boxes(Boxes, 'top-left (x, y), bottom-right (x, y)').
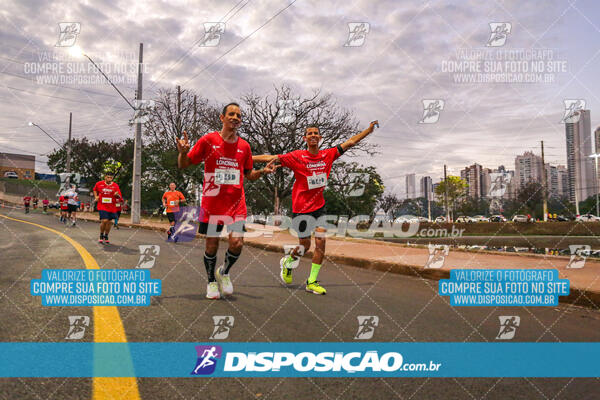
top-left (305, 280), bottom-right (326, 295)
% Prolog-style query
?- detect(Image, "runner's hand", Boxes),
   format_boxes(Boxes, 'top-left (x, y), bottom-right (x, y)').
top-left (368, 120), bottom-right (379, 132)
top-left (177, 130), bottom-right (191, 154)
top-left (262, 159), bottom-right (280, 174)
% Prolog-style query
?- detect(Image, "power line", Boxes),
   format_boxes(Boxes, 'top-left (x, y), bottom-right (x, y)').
top-left (183, 0), bottom-right (298, 85)
top-left (0, 85), bottom-right (131, 109)
top-left (0, 70), bottom-right (123, 98)
top-left (147, 0), bottom-right (250, 91)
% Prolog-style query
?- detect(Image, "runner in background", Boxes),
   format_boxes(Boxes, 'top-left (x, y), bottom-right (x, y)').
top-left (59, 194), bottom-right (68, 222)
top-left (93, 172), bottom-right (122, 244)
top-left (23, 195), bottom-right (31, 214)
top-left (42, 197), bottom-right (49, 214)
top-left (32, 196), bottom-right (38, 210)
top-left (162, 182), bottom-right (186, 241)
top-left (65, 185), bottom-right (79, 226)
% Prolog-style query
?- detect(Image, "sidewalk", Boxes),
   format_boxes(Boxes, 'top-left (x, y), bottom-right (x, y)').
top-left (47, 211), bottom-right (600, 307)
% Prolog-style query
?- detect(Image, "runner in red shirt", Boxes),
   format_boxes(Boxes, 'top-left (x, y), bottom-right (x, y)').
top-left (42, 198), bottom-right (49, 214)
top-left (23, 196), bottom-right (31, 214)
top-left (177, 102), bottom-right (278, 299)
top-left (59, 194), bottom-right (69, 223)
top-left (253, 121), bottom-right (378, 295)
top-left (92, 172), bottom-right (122, 244)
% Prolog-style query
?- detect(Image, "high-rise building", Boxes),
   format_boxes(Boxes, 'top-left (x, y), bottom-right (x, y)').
top-left (565, 109), bottom-right (594, 202)
top-left (461, 163), bottom-right (484, 198)
top-left (405, 173), bottom-right (416, 199)
top-left (556, 165), bottom-right (569, 198)
top-left (420, 176), bottom-right (433, 200)
top-left (546, 164), bottom-right (559, 198)
top-left (515, 151), bottom-right (543, 189)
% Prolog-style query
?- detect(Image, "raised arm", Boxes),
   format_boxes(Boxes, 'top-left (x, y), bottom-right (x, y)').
top-left (252, 154), bottom-right (279, 163)
top-left (177, 131), bottom-right (193, 169)
top-left (340, 120), bottom-right (378, 151)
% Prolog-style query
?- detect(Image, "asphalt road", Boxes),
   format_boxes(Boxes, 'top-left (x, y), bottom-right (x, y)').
top-left (2, 209), bottom-right (600, 399)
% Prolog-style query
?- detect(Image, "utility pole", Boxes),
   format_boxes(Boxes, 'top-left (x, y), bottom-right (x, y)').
top-left (541, 141), bottom-right (548, 221)
top-left (176, 85), bottom-right (182, 134)
top-left (66, 112), bottom-right (72, 174)
top-left (444, 164), bottom-right (449, 221)
top-left (131, 43), bottom-right (143, 224)
top-left (193, 94), bottom-right (198, 206)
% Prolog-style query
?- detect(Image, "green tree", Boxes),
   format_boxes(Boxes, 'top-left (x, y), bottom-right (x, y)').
top-left (47, 138), bottom-right (134, 199)
top-left (434, 175), bottom-right (468, 220)
top-left (323, 162), bottom-right (384, 218)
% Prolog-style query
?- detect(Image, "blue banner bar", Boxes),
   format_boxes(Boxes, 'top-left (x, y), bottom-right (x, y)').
top-left (1, 343), bottom-right (599, 377)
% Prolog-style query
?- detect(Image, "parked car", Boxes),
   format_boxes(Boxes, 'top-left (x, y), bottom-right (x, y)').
top-left (434, 216), bottom-right (447, 223)
top-left (512, 214), bottom-right (534, 223)
top-left (471, 215), bottom-right (489, 222)
top-left (576, 214), bottom-right (600, 222)
top-left (48, 201), bottom-right (60, 209)
top-left (3, 171), bottom-right (18, 179)
top-left (455, 216), bottom-right (472, 223)
top-left (556, 215), bottom-right (570, 222)
top-left (489, 215), bottom-right (507, 222)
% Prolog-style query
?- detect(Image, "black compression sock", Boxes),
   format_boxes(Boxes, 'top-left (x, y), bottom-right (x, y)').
top-left (204, 252), bottom-right (217, 282)
top-left (223, 249), bottom-right (241, 275)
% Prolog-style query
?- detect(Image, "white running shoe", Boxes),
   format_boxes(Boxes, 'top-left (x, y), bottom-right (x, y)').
top-left (206, 282), bottom-right (220, 299)
top-left (215, 266), bottom-right (233, 296)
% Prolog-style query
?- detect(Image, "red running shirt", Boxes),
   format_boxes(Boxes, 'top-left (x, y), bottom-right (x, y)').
top-left (59, 195), bottom-right (68, 210)
top-left (93, 181), bottom-right (122, 213)
top-left (278, 146), bottom-right (343, 213)
top-left (187, 131), bottom-right (253, 223)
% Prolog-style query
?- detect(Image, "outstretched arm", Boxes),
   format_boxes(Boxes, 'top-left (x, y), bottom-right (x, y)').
top-left (245, 159), bottom-right (280, 181)
top-left (252, 154), bottom-right (279, 163)
top-left (340, 120), bottom-right (378, 151)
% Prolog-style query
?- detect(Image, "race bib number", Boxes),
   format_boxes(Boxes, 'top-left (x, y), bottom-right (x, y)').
top-left (170, 200), bottom-right (176, 206)
top-left (102, 197), bottom-right (113, 204)
top-left (215, 168), bottom-right (240, 185)
top-left (307, 173), bottom-right (327, 190)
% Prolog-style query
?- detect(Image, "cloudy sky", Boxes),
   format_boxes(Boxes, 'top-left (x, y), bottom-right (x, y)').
top-left (1, 0), bottom-right (600, 195)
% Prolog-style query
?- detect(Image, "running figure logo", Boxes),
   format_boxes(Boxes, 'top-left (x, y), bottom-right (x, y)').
top-left (276, 100), bottom-right (299, 124)
top-left (172, 206), bottom-right (200, 242)
top-left (496, 316), bottom-right (520, 340)
top-left (55, 22), bottom-right (81, 47)
top-left (137, 245), bottom-right (160, 269)
top-left (131, 100), bottom-right (155, 124)
top-left (202, 173), bottom-right (221, 197)
top-left (566, 245), bottom-right (590, 269)
top-left (425, 244), bottom-right (449, 269)
top-left (191, 345), bottom-right (222, 375)
top-left (65, 316), bottom-right (90, 340)
top-left (347, 173), bottom-right (370, 197)
top-left (561, 99), bottom-right (586, 123)
top-left (210, 316), bottom-right (235, 340)
top-left (344, 23), bottom-right (370, 47)
top-left (355, 316), bottom-right (379, 340)
top-left (419, 99), bottom-right (445, 124)
top-left (486, 22), bottom-right (511, 47)
top-left (199, 23), bottom-right (226, 47)
top-left (488, 173), bottom-right (511, 197)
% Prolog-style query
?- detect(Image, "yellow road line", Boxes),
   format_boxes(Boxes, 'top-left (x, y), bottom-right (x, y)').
top-left (0, 214), bottom-right (141, 400)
